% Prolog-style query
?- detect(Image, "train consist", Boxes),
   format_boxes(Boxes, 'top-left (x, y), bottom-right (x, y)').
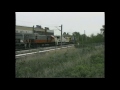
top-left (16, 25), bottom-right (74, 49)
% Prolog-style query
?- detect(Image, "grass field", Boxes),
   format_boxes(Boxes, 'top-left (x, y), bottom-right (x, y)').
top-left (16, 44), bottom-right (104, 78)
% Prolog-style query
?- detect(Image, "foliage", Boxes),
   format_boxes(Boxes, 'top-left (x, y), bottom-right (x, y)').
top-left (16, 44), bottom-right (104, 78)
top-left (72, 25), bottom-right (105, 48)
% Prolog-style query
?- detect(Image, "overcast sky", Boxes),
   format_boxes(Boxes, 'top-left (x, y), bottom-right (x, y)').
top-left (16, 12), bottom-right (104, 36)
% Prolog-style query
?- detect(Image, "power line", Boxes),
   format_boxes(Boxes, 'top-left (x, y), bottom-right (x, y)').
top-left (16, 20), bottom-right (60, 27)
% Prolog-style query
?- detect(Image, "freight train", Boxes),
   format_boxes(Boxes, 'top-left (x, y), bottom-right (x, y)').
top-left (16, 32), bottom-right (74, 49)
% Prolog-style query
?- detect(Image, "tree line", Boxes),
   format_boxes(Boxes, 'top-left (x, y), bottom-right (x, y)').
top-left (63, 25), bottom-right (104, 45)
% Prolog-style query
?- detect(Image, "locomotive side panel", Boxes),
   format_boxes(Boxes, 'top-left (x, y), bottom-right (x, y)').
top-left (34, 35), bottom-right (55, 44)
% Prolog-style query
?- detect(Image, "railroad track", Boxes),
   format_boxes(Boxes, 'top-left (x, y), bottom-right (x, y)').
top-left (16, 46), bottom-right (48, 51)
top-left (16, 44), bottom-right (74, 53)
top-left (16, 44), bottom-right (69, 51)
top-left (15, 44), bottom-right (74, 59)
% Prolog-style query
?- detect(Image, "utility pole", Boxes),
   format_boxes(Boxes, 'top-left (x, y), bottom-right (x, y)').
top-left (84, 30), bottom-right (87, 43)
top-left (33, 25), bottom-right (34, 33)
top-left (55, 25), bottom-right (62, 46)
top-left (84, 30), bottom-right (85, 41)
top-left (84, 30), bottom-right (87, 42)
top-left (82, 34), bottom-right (83, 48)
top-left (60, 24), bottom-right (62, 47)
top-left (83, 30), bottom-right (85, 48)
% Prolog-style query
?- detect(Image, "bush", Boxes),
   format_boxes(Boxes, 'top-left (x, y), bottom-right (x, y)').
top-left (16, 44), bottom-right (104, 78)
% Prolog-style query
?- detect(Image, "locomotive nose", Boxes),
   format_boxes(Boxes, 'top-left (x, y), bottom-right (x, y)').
top-left (20, 40), bottom-right (23, 42)
top-left (51, 35), bottom-right (55, 38)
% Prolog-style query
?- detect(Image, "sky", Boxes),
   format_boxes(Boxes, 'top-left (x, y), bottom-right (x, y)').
top-left (16, 12), bottom-right (104, 36)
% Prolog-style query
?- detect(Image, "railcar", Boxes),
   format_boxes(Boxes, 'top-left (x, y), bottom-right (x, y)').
top-left (54, 36), bottom-right (72, 45)
top-left (16, 33), bottom-right (55, 49)
top-left (32, 34), bottom-right (55, 47)
top-left (16, 32), bottom-right (75, 49)
top-left (16, 33), bottom-right (25, 49)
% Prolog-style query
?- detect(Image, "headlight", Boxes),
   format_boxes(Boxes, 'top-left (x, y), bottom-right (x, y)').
top-left (20, 40), bottom-right (23, 42)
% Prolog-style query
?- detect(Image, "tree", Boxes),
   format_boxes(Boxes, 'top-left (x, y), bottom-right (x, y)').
top-left (72, 32), bottom-right (80, 44)
top-left (102, 25), bottom-right (105, 35)
top-left (100, 25), bottom-right (105, 35)
top-left (63, 32), bottom-right (67, 37)
top-left (66, 33), bottom-right (69, 35)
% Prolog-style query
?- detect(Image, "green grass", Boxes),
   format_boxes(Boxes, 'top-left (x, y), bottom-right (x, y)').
top-left (16, 44), bottom-right (104, 78)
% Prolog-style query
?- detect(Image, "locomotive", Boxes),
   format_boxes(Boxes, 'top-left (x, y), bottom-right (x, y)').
top-left (16, 32), bottom-right (74, 49)
top-left (16, 25), bottom-right (74, 49)
top-left (16, 32), bottom-right (55, 49)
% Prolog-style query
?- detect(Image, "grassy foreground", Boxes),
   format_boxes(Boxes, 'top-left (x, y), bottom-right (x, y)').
top-left (16, 44), bottom-right (104, 78)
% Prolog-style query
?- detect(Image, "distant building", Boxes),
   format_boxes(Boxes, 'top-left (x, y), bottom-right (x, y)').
top-left (16, 25), bottom-right (54, 35)
top-left (16, 25), bottom-right (33, 34)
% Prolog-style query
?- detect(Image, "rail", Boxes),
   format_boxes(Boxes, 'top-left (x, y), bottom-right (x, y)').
top-left (15, 45), bottom-right (74, 58)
